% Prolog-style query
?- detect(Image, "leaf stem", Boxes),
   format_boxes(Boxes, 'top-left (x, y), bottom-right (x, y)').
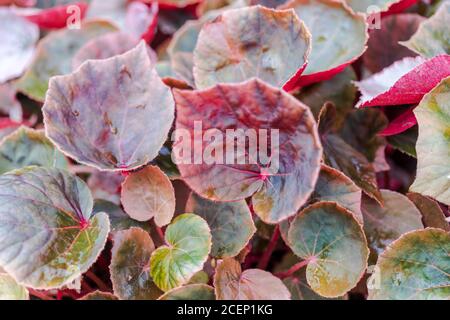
top-left (275, 259), bottom-right (310, 279)
top-left (257, 225), bottom-right (280, 270)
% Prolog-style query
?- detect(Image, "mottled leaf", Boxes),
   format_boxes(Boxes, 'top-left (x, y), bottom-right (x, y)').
top-left (43, 42), bottom-right (175, 171)
top-left (401, 3), bottom-right (450, 58)
top-left (355, 55), bottom-right (450, 108)
top-left (287, 202), bottom-right (369, 298)
top-left (193, 5), bottom-right (311, 90)
top-left (0, 127), bottom-right (68, 175)
top-left (361, 190), bottom-right (424, 262)
top-left (110, 227), bottom-right (162, 300)
top-left (407, 192), bottom-right (450, 231)
top-left (185, 192), bottom-right (256, 258)
top-left (79, 291), bottom-right (118, 300)
top-left (0, 273), bottom-right (29, 300)
top-left (150, 214), bottom-right (211, 292)
top-left (17, 20), bottom-right (117, 101)
top-left (159, 284), bottom-right (215, 300)
top-left (0, 166), bottom-right (110, 289)
top-left (174, 79), bottom-right (322, 224)
top-left (368, 228), bottom-right (450, 300)
top-left (214, 258), bottom-right (290, 300)
top-left (0, 9), bottom-right (39, 83)
top-left (410, 77), bottom-right (450, 205)
top-left (121, 166), bottom-right (175, 226)
top-left (280, 0), bottom-right (367, 86)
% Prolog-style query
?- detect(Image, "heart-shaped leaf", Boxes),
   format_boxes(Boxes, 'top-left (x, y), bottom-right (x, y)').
top-left (17, 20), bottom-right (117, 102)
top-left (110, 227), bottom-right (162, 300)
top-left (174, 79), bottom-right (322, 224)
top-left (80, 291), bottom-right (118, 300)
top-left (193, 5), bottom-right (311, 90)
top-left (407, 192), bottom-right (450, 231)
top-left (355, 55), bottom-right (450, 108)
top-left (24, 2), bottom-right (88, 29)
top-left (0, 127), bottom-right (68, 175)
top-left (401, 2), bottom-right (450, 58)
top-left (287, 202), bottom-right (369, 298)
top-left (363, 13), bottom-right (425, 73)
top-left (121, 166), bottom-right (175, 226)
top-left (410, 76), bottom-right (450, 206)
top-left (159, 284), bottom-right (216, 300)
top-left (361, 190), bottom-right (423, 262)
top-left (43, 42), bottom-right (175, 171)
top-left (368, 228), bottom-right (450, 300)
top-left (214, 258), bottom-right (291, 300)
top-left (72, 32), bottom-right (156, 70)
top-left (0, 273), bottom-right (29, 300)
top-left (0, 166), bottom-right (110, 289)
top-left (279, 0), bottom-right (368, 86)
top-left (0, 9), bottom-right (39, 84)
top-left (185, 192), bottom-right (256, 258)
top-left (150, 214), bottom-right (212, 292)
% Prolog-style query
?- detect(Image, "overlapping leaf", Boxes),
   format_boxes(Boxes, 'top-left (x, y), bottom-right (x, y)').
top-left (174, 79), bottom-right (322, 224)
top-left (43, 43), bottom-right (175, 171)
top-left (193, 5), bottom-right (311, 90)
top-left (287, 202), bottom-right (369, 298)
top-left (0, 166), bottom-right (110, 289)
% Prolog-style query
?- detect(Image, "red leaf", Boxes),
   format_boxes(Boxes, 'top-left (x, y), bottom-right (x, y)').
top-left (355, 55), bottom-right (450, 108)
top-left (25, 2), bottom-right (88, 29)
top-left (380, 107), bottom-right (417, 137)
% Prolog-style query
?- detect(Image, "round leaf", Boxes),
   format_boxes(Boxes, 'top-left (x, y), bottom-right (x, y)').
top-left (287, 202), bottom-right (369, 298)
top-left (0, 126), bottom-right (68, 175)
top-left (159, 284), bottom-right (215, 300)
top-left (410, 76), bottom-right (450, 205)
top-left (121, 166), bottom-right (175, 226)
top-left (280, 0), bottom-right (367, 86)
top-left (150, 214), bottom-right (212, 292)
top-left (0, 166), bottom-right (110, 289)
top-left (193, 5), bottom-right (311, 90)
top-left (174, 79), bottom-right (322, 224)
top-left (185, 192), bottom-right (256, 258)
top-left (368, 228), bottom-right (450, 300)
top-left (0, 273), bottom-right (29, 300)
top-left (43, 42), bottom-right (175, 171)
top-left (214, 258), bottom-right (291, 300)
top-left (0, 9), bottom-right (39, 83)
top-left (110, 227), bottom-right (162, 300)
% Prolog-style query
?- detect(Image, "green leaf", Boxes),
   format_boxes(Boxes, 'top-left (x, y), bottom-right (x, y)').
top-left (0, 167), bottom-right (110, 289)
top-left (407, 192), bottom-right (450, 231)
top-left (214, 258), bottom-right (290, 300)
top-left (79, 291), bottom-right (118, 300)
top-left (368, 228), bottom-right (450, 300)
top-left (16, 20), bottom-right (117, 102)
top-left (401, 3), bottom-right (450, 58)
top-left (410, 76), bottom-right (450, 206)
top-left (193, 5), bottom-right (311, 89)
top-left (110, 227), bottom-right (162, 300)
top-left (185, 192), bottom-right (256, 258)
top-left (159, 284), bottom-right (215, 300)
top-left (150, 214), bottom-right (212, 292)
top-left (0, 273), bottom-right (29, 300)
top-left (361, 190), bottom-right (424, 263)
top-left (0, 127), bottom-right (68, 175)
top-left (287, 202), bottom-right (369, 298)
top-left (121, 166), bottom-right (175, 226)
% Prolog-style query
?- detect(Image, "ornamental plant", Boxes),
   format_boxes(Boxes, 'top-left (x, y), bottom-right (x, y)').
top-left (0, 0), bottom-right (448, 301)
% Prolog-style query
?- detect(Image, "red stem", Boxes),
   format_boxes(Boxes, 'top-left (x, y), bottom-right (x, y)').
top-left (257, 225), bottom-right (280, 270)
top-left (274, 260), bottom-right (310, 279)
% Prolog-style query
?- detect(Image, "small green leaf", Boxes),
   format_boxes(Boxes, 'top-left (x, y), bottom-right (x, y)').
top-left (0, 273), bottom-right (29, 300)
top-left (288, 202), bottom-right (369, 298)
top-left (214, 258), bottom-right (290, 300)
top-left (150, 214), bottom-right (212, 292)
top-left (368, 228), bottom-right (450, 300)
top-left (0, 166), bottom-right (110, 289)
top-left (110, 227), bottom-right (162, 300)
top-left (185, 192), bottom-right (256, 258)
top-left (0, 127), bottom-right (68, 175)
top-left (159, 284), bottom-right (215, 300)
